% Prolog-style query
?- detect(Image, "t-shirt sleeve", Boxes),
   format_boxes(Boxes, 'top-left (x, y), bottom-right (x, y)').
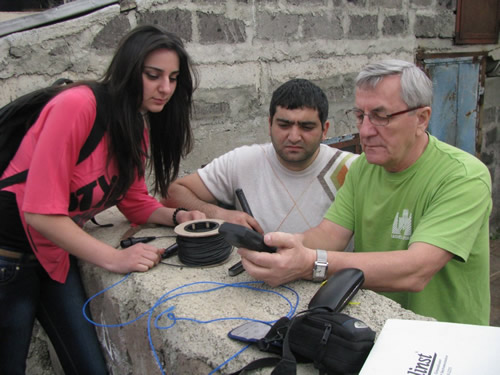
top-left (117, 177), bottom-right (163, 224)
top-left (409, 174), bottom-right (492, 262)
top-left (22, 87), bottom-right (97, 215)
top-left (197, 148), bottom-right (241, 207)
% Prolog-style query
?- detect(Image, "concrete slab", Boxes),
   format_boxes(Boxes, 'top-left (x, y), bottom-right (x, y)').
top-left (74, 207), bottom-right (433, 374)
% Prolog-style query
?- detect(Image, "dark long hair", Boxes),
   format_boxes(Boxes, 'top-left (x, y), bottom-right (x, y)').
top-left (99, 24), bottom-right (197, 204)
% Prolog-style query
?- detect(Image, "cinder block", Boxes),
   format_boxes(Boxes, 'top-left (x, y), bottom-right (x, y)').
top-left (383, 15), bottom-right (409, 36)
top-left (198, 13), bottom-right (246, 44)
top-left (138, 9), bottom-right (193, 41)
top-left (348, 15), bottom-right (378, 39)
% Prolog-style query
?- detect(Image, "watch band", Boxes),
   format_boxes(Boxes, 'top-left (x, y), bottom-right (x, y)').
top-left (312, 249), bottom-right (328, 282)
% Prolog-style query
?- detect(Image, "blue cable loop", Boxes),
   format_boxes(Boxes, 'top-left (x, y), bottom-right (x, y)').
top-left (83, 274), bottom-right (300, 375)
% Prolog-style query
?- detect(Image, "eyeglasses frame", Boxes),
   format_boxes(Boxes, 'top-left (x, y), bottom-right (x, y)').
top-left (346, 106), bottom-right (424, 127)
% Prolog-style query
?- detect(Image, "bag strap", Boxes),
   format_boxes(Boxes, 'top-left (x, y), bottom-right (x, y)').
top-left (228, 357), bottom-right (281, 375)
top-left (77, 83), bottom-right (107, 164)
top-left (0, 170), bottom-right (28, 190)
top-left (271, 315), bottom-right (299, 375)
top-left (0, 83), bottom-right (107, 191)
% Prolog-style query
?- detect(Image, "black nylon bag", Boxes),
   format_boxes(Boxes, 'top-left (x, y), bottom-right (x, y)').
top-left (230, 311), bottom-right (375, 375)
top-left (283, 311), bottom-right (375, 374)
top-left (0, 80), bottom-right (107, 190)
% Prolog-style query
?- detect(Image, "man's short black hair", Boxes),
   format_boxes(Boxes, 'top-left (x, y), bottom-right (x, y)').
top-left (269, 79), bottom-right (329, 126)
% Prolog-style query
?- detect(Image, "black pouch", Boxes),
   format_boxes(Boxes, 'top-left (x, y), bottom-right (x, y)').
top-left (282, 310), bottom-right (375, 374)
top-left (231, 309), bottom-right (375, 375)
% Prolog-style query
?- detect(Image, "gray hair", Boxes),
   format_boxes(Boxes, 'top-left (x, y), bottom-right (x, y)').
top-left (355, 59), bottom-right (433, 107)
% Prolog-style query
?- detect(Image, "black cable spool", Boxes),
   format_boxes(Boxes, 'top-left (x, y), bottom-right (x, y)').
top-left (174, 219), bottom-right (232, 267)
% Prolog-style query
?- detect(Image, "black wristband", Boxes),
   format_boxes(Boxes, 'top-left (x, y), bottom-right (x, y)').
top-left (173, 207), bottom-right (187, 226)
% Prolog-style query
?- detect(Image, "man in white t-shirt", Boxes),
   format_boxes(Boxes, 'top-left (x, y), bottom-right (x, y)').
top-left (162, 79), bottom-right (358, 234)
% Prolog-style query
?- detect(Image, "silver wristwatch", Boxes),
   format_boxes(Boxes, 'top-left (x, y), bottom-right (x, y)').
top-left (312, 249), bottom-right (328, 282)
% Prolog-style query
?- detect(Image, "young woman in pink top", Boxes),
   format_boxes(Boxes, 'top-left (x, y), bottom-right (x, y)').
top-left (0, 25), bottom-right (204, 374)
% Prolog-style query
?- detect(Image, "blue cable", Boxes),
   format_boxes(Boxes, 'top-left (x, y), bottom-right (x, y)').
top-left (83, 275), bottom-right (300, 375)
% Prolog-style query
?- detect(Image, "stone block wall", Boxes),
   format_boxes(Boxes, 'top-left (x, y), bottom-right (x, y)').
top-left (0, 0), bottom-right (498, 226)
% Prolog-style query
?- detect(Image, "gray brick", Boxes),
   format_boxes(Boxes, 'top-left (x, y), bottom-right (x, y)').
top-left (373, 0), bottom-right (403, 8)
top-left (437, 0), bottom-right (454, 10)
top-left (256, 12), bottom-right (300, 41)
top-left (436, 11), bottom-right (455, 38)
top-left (383, 15), bottom-right (409, 36)
top-left (286, 0), bottom-right (328, 5)
top-left (415, 15), bottom-right (437, 38)
top-left (485, 126), bottom-right (498, 148)
top-left (410, 0), bottom-right (433, 6)
top-left (193, 0), bottom-right (227, 3)
top-left (348, 15), bottom-right (378, 39)
top-left (303, 14), bottom-right (343, 40)
top-left (481, 151), bottom-right (494, 165)
top-left (193, 100), bottom-right (230, 122)
top-left (91, 16), bottom-right (131, 53)
top-left (198, 13), bottom-right (246, 44)
top-left (482, 107), bottom-right (497, 124)
top-left (320, 74), bottom-right (357, 102)
top-left (138, 10), bottom-right (192, 41)
top-left (346, 0), bottom-right (368, 6)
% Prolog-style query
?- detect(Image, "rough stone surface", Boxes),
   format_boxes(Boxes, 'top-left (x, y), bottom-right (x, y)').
top-left (27, 207), bottom-right (434, 374)
top-left (348, 15), bottom-right (378, 40)
top-left (383, 15), bottom-right (409, 36)
top-left (79, 208), bottom-right (433, 374)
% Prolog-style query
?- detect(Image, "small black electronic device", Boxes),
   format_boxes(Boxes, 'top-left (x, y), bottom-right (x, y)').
top-left (228, 321), bottom-right (272, 343)
top-left (161, 243), bottom-right (179, 259)
top-left (228, 261), bottom-right (245, 276)
top-left (227, 188), bottom-right (256, 276)
top-left (308, 268), bottom-right (364, 312)
top-left (219, 222), bottom-right (276, 253)
top-left (120, 235), bottom-right (174, 248)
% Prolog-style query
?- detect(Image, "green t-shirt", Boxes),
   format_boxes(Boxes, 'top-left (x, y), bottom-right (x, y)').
top-left (325, 134), bottom-right (491, 325)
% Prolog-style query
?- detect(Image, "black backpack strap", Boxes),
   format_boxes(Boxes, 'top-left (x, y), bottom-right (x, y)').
top-left (0, 170), bottom-right (28, 190)
top-left (90, 217), bottom-right (114, 228)
top-left (228, 357), bottom-right (281, 375)
top-left (229, 317), bottom-right (293, 375)
top-left (77, 83), bottom-right (107, 164)
top-left (271, 316), bottom-right (299, 375)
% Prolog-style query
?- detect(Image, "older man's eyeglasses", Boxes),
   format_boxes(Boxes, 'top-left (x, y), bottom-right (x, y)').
top-left (346, 107), bottom-right (423, 127)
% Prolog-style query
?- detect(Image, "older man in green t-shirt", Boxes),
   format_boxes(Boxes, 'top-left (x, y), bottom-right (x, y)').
top-left (238, 59), bottom-right (492, 325)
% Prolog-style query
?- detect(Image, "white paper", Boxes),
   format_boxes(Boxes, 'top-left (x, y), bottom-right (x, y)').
top-left (359, 319), bottom-right (500, 375)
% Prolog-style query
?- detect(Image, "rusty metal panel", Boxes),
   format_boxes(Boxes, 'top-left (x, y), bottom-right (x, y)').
top-left (424, 57), bottom-right (480, 155)
top-left (455, 0), bottom-right (500, 44)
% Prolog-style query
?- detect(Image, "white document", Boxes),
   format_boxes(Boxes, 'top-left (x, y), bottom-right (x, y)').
top-left (359, 319), bottom-right (500, 375)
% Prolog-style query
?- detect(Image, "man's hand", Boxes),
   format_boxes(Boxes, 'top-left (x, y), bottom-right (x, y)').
top-left (175, 209), bottom-right (206, 224)
top-left (238, 232), bottom-right (316, 286)
top-left (218, 209), bottom-right (264, 233)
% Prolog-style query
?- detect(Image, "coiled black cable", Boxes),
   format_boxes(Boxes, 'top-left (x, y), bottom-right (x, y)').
top-left (174, 220), bottom-right (232, 267)
top-left (176, 234), bottom-right (232, 266)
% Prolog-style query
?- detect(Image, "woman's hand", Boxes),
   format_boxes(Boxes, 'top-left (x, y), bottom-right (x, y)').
top-left (24, 213), bottom-right (165, 274)
top-left (110, 243), bottom-right (164, 273)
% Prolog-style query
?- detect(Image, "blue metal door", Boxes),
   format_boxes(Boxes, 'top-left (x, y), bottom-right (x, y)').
top-left (423, 57), bottom-right (482, 155)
